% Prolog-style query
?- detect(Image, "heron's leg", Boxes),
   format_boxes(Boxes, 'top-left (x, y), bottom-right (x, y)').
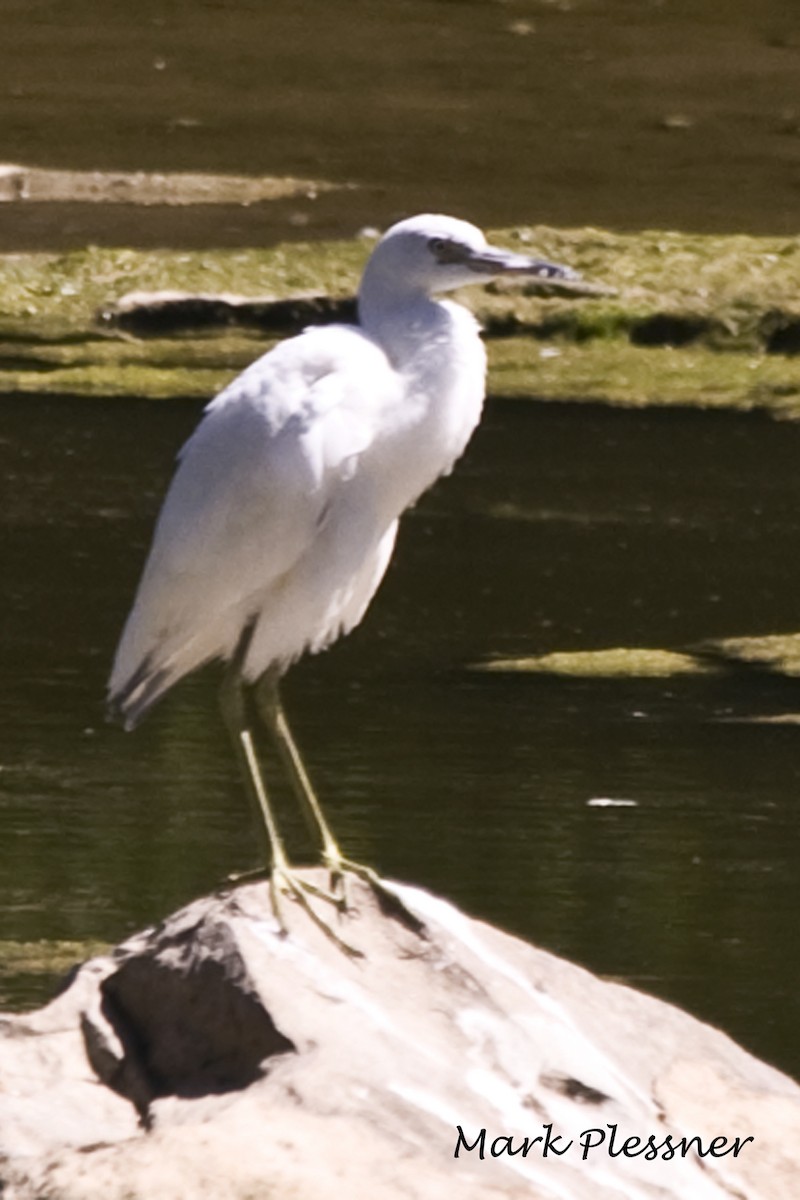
top-left (253, 672), bottom-right (427, 937)
top-left (219, 665), bottom-right (292, 903)
top-left (220, 655), bottom-right (363, 955)
top-left (254, 670), bottom-right (345, 883)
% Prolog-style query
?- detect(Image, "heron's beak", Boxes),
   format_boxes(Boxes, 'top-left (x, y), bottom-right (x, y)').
top-left (466, 245), bottom-right (580, 281)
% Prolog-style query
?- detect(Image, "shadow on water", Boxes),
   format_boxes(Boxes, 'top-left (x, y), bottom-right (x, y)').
top-left (2, 393), bottom-right (800, 1080)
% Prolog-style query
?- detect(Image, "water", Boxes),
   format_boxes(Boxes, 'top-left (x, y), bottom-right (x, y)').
top-left (2, 394), bottom-right (799, 1081)
top-left (1, 0), bottom-right (800, 251)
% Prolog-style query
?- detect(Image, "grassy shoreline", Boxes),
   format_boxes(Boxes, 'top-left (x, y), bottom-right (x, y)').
top-left (2, 225), bottom-right (800, 413)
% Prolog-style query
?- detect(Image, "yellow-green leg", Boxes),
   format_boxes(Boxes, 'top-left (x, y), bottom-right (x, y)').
top-left (219, 659), bottom-right (362, 957)
top-left (253, 671), bottom-right (427, 937)
top-left (254, 670), bottom-right (347, 887)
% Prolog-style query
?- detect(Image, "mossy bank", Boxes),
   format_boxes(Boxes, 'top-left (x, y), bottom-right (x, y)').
top-left (2, 225), bottom-right (800, 413)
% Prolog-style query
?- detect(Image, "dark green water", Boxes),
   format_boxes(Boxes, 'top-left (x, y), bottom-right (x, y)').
top-left (1, 0), bottom-right (800, 250)
top-left (2, 394), bottom-right (799, 1080)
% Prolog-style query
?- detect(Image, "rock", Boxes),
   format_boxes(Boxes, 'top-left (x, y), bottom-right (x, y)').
top-left (1, 873), bottom-right (798, 1199)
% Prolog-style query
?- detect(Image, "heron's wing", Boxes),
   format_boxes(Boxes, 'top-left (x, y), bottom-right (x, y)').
top-left (108, 325), bottom-right (396, 723)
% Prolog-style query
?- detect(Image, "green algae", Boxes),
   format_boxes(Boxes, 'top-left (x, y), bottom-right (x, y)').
top-left (701, 633), bottom-right (800, 677)
top-left (477, 634), bottom-right (800, 681)
top-left (0, 331), bottom-right (268, 400)
top-left (491, 340), bottom-right (800, 418)
top-left (0, 240), bottom-right (367, 332)
top-left (476, 647), bottom-right (721, 678)
top-left (0, 939), bottom-right (111, 1009)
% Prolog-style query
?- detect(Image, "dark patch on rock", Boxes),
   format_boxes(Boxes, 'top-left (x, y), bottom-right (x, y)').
top-left (100, 918), bottom-right (295, 1102)
top-left (540, 1071), bottom-right (611, 1105)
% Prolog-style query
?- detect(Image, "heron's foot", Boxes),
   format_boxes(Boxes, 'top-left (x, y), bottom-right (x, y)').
top-left (224, 863), bottom-right (347, 910)
top-left (294, 870), bottom-right (350, 911)
top-left (270, 863), bottom-right (364, 958)
top-left (324, 853), bottom-right (428, 938)
top-left (220, 861), bottom-right (361, 956)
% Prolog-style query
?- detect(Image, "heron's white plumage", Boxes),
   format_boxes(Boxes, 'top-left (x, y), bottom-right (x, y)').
top-left (109, 214), bottom-right (572, 728)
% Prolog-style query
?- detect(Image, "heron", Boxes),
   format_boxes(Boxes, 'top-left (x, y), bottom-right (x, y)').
top-left (108, 213), bottom-right (578, 946)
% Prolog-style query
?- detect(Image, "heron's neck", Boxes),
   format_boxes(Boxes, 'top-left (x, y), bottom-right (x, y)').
top-left (359, 276), bottom-right (485, 486)
top-left (358, 278), bottom-right (445, 369)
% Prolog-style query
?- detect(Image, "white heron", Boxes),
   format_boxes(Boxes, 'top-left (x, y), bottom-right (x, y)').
top-left (108, 213), bottom-right (578, 943)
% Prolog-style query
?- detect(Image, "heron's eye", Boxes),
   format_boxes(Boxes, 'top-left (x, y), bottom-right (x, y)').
top-left (428, 236), bottom-right (460, 263)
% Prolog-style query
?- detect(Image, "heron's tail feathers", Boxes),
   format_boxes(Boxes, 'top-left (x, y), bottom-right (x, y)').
top-left (107, 621), bottom-right (211, 729)
top-left (106, 654), bottom-right (185, 731)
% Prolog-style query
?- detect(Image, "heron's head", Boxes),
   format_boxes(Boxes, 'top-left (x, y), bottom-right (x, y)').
top-left (360, 213), bottom-right (579, 300)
